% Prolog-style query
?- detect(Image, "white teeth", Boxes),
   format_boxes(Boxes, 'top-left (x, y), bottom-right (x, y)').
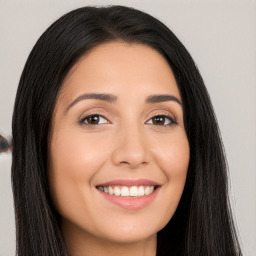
top-left (129, 186), bottom-right (138, 197)
top-left (108, 186), bottom-right (113, 195)
top-left (138, 186), bottom-right (144, 196)
top-left (149, 186), bottom-right (154, 194)
top-left (145, 186), bottom-right (150, 195)
top-left (98, 185), bottom-right (155, 197)
top-left (121, 186), bottom-right (129, 196)
top-left (145, 186), bottom-right (154, 195)
top-left (114, 186), bottom-right (121, 196)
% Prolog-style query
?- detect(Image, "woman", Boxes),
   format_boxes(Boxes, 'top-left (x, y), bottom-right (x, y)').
top-left (11, 5), bottom-right (242, 256)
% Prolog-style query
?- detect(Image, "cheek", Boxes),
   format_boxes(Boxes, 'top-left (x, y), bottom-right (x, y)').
top-left (152, 131), bottom-right (189, 218)
top-left (153, 130), bottom-right (190, 177)
top-left (50, 131), bottom-right (107, 177)
top-left (47, 131), bottom-right (109, 213)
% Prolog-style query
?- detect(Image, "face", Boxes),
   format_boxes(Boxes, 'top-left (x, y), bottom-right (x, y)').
top-left (48, 41), bottom-right (189, 247)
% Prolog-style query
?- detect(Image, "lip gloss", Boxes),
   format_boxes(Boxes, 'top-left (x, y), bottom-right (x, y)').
top-left (98, 187), bottom-right (159, 210)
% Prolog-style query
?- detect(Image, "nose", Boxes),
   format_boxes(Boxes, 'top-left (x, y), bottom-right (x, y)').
top-left (111, 124), bottom-right (150, 169)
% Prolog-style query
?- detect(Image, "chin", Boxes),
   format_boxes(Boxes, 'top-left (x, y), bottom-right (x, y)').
top-left (94, 218), bottom-right (164, 244)
top-left (100, 229), bottom-right (157, 244)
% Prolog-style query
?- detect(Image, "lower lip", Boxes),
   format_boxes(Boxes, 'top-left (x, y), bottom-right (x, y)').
top-left (98, 188), bottom-right (159, 210)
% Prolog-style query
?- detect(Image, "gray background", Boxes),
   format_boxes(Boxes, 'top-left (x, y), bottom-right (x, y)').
top-left (0, 0), bottom-right (255, 255)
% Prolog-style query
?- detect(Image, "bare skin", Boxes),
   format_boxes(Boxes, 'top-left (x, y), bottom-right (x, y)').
top-left (48, 41), bottom-right (190, 256)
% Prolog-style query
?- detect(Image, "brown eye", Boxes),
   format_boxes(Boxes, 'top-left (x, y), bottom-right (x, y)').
top-left (80, 114), bottom-right (108, 126)
top-left (87, 115), bottom-right (100, 124)
top-left (147, 115), bottom-right (177, 126)
top-left (152, 116), bottom-right (166, 125)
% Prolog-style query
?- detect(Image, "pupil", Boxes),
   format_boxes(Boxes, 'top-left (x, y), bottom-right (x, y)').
top-left (89, 115), bottom-right (99, 124)
top-left (154, 116), bottom-right (164, 125)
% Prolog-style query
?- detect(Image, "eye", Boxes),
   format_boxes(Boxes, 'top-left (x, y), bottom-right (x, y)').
top-left (79, 114), bottom-right (109, 126)
top-left (79, 114), bottom-right (177, 128)
top-left (146, 115), bottom-right (177, 126)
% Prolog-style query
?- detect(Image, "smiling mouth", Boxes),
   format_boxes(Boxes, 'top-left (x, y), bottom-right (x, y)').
top-left (96, 185), bottom-right (158, 197)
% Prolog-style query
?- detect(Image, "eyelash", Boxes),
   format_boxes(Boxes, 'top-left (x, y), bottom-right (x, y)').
top-left (79, 113), bottom-right (178, 128)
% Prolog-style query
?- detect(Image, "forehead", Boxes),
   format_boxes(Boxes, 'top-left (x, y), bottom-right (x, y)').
top-left (59, 41), bottom-right (180, 103)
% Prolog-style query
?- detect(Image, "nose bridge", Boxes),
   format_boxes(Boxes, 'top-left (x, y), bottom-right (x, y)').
top-left (111, 120), bottom-right (149, 168)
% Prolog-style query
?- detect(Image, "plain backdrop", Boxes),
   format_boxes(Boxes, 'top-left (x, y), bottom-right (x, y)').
top-left (0, 0), bottom-right (255, 255)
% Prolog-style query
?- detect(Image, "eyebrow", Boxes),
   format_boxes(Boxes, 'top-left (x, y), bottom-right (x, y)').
top-left (66, 93), bottom-right (182, 112)
top-left (146, 94), bottom-right (182, 105)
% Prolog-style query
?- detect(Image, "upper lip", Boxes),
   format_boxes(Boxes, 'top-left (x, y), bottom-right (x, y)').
top-left (96, 179), bottom-right (162, 187)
